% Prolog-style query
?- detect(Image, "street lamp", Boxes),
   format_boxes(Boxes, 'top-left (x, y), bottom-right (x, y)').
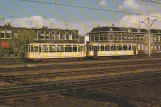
top-left (141, 17), bottom-right (156, 58)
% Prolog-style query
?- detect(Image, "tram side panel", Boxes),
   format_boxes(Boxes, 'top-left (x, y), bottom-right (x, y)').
top-left (26, 43), bottom-right (86, 60)
top-left (86, 43), bottom-right (138, 58)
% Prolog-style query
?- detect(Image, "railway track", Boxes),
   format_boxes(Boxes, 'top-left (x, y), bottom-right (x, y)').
top-left (0, 71), bottom-right (161, 104)
top-left (0, 60), bottom-right (161, 86)
top-left (1, 59), bottom-right (161, 72)
top-left (1, 62), bottom-right (161, 85)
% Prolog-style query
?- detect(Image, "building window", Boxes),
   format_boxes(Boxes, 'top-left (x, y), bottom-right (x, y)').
top-left (99, 35), bottom-right (104, 41)
top-left (46, 30), bottom-right (50, 34)
top-left (40, 34), bottom-right (45, 40)
top-left (51, 34), bottom-right (55, 40)
top-left (110, 28), bottom-right (113, 31)
top-left (45, 35), bottom-right (50, 40)
top-left (0, 33), bottom-right (5, 39)
top-left (6, 33), bottom-right (11, 39)
top-left (41, 30), bottom-right (45, 34)
top-left (66, 32), bottom-right (69, 40)
top-left (128, 29), bottom-right (131, 32)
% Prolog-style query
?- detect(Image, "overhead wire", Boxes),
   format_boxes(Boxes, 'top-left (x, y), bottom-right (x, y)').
top-left (19, 0), bottom-right (161, 19)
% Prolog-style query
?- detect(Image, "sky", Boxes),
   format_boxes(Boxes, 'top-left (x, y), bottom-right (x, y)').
top-left (0, 0), bottom-right (161, 35)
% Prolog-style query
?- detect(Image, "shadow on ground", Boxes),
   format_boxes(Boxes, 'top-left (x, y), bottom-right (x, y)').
top-left (64, 89), bottom-right (136, 107)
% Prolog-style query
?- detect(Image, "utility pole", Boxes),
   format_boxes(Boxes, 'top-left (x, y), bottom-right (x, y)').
top-left (141, 15), bottom-right (156, 58)
top-left (139, 13), bottom-right (140, 29)
top-left (43, 13), bottom-right (46, 27)
top-left (27, 17), bottom-right (32, 28)
top-left (8, 13), bottom-right (16, 25)
top-left (0, 13), bottom-right (5, 25)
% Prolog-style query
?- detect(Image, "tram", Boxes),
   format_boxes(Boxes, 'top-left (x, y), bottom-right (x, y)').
top-left (86, 43), bottom-right (138, 58)
top-left (26, 42), bottom-right (138, 60)
top-left (26, 42), bottom-right (86, 60)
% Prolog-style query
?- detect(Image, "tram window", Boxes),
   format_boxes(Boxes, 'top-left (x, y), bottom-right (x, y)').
top-left (100, 45), bottom-right (104, 51)
top-left (65, 45), bottom-right (72, 52)
top-left (90, 45), bottom-right (93, 51)
top-left (39, 46), bottom-right (42, 52)
top-left (66, 34), bottom-right (69, 40)
top-left (31, 45), bottom-right (33, 52)
top-left (111, 45), bottom-right (116, 51)
top-left (34, 47), bottom-right (39, 52)
top-left (34, 46), bottom-right (38, 52)
top-left (73, 45), bottom-right (77, 52)
top-left (43, 45), bottom-right (48, 52)
top-left (87, 45), bottom-right (89, 51)
top-left (123, 45), bottom-right (128, 50)
top-left (49, 45), bottom-right (56, 52)
top-left (57, 45), bottom-right (64, 52)
top-left (105, 45), bottom-right (110, 51)
top-left (117, 45), bottom-right (122, 50)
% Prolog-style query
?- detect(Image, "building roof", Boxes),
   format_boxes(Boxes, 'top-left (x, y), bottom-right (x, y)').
top-left (91, 26), bottom-right (123, 32)
top-left (90, 26), bottom-right (156, 33)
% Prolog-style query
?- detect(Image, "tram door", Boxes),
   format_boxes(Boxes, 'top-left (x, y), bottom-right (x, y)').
top-left (33, 46), bottom-right (39, 58)
top-left (133, 45), bottom-right (136, 55)
top-left (93, 46), bottom-right (98, 57)
top-left (80, 46), bottom-right (84, 57)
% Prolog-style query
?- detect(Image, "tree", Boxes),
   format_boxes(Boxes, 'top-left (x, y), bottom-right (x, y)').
top-left (9, 29), bottom-right (35, 58)
top-left (0, 46), bottom-right (5, 58)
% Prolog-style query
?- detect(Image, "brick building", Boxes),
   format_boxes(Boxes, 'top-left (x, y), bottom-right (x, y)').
top-left (88, 26), bottom-right (161, 54)
top-left (0, 25), bottom-right (81, 58)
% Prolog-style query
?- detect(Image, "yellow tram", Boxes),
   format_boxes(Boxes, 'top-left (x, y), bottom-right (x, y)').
top-left (26, 42), bottom-right (86, 60)
top-left (86, 43), bottom-right (138, 58)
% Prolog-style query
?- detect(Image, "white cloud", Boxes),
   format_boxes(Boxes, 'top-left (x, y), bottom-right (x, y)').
top-left (99, 0), bottom-right (107, 7)
top-left (0, 16), bottom-right (111, 35)
top-left (118, 13), bottom-right (161, 29)
top-left (118, 0), bottom-right (140, 12)
top-left (1, 14), bottom-right (160, 36)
